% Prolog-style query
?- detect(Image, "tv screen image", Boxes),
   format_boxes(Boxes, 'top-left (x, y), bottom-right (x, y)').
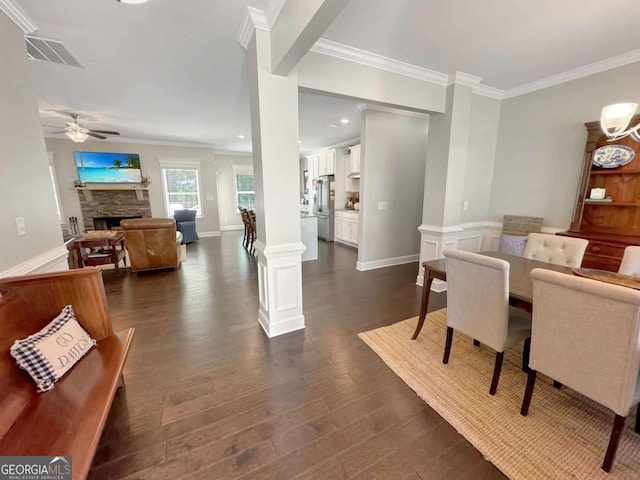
top-left (75, 151), bottom-right (142, 184)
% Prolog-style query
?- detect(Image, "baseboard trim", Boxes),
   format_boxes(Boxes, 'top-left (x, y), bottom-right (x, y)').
top-left (356, 254), bottom-right (420, 271)
top-left (199, 231), bottom-right (222, 238)
top-left (0, 244), bottom-right (69, 279)
top-left (258, 311), bottom-right (305, 338)
top-left (431, 279), bottom-right (447, 293)
top-left (334, 238), bottom-right (358, 248)
top-left (221, 225), bottom-right (244, 231)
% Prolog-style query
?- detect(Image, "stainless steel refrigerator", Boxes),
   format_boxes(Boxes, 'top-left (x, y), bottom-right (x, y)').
top-left (313, 175), bottom-right (334, 241)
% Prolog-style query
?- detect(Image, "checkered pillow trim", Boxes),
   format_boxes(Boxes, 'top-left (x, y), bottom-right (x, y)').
top-left (10, 305), bottom-right (78, 392)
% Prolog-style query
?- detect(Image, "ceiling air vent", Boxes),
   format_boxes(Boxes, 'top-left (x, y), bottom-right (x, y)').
top-left (25, 35), bottom-right (82, 68)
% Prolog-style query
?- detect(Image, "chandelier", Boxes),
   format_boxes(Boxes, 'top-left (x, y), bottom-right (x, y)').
top-left (600, 103), bottom-right (640, 142)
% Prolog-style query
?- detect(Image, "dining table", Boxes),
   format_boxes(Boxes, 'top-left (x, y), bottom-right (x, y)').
top-left (411, 252), bottom-right (574, 340)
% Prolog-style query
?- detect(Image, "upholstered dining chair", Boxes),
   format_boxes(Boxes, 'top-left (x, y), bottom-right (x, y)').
top-left (522, 269), bottom-right (640, 472)
top-left (522, 233), bottom-right (588, 268)
top-left (173, 209), bottom-right (199, 244)
top-left (442, 249), bottom-right (532, 395)
top-left (619, 246), bottom-right (640, 276)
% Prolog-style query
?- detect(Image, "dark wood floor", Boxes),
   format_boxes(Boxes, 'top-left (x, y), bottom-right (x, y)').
top-left (89, 233), bottom-right (505, 480)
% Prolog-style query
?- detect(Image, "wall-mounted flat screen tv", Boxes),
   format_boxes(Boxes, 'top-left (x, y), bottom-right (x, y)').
top-left (75, 151), bottom-right (142, 184)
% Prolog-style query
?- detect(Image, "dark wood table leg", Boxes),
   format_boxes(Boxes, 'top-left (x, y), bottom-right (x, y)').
top-left (113, 247), bottom-right (120, 276)
top-left (412, 273), bottom-right (434, 340)
top-left (75, 245), bottom-right (84, 268)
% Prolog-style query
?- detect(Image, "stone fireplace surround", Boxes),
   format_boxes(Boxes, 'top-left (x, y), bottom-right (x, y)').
top-left (78, 189), bottom-right (151, 232)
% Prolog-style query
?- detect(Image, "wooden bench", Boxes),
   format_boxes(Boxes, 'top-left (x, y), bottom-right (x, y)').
top-left (0, 268), bottom-right (134, 480)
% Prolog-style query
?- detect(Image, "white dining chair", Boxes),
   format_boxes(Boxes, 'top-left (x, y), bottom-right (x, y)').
top-left (619, 246), bottom-right (640, 277)
top-left (442, 249), bottom-right (532, 395)
top-left (523, 233), bottom-right (588, 268)
top-left (522, 268), bottom-right (640, 472)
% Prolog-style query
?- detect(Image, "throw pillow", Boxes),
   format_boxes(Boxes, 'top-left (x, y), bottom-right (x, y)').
top-left (498, 234), bottom-right (528, 256)
top-left (10, 305), bottom-right (97, 392)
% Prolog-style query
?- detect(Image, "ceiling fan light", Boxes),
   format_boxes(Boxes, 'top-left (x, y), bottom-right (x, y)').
top-left (66, 130), bottom-right (88, 143)
top-left (601, 103), bottom-right (638, 136)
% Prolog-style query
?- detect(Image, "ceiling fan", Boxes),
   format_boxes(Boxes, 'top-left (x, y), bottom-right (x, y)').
top-left (44, 113), bottom-right (120, 143)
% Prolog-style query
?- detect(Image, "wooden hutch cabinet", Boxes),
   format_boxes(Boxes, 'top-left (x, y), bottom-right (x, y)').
top-left (559, 117), bottom-right (640, 271)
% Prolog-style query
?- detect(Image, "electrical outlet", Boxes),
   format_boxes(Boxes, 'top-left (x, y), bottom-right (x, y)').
top-left (463, 200), bottom-right (469, 211)
top-left (15, 217), bottom-right (26, 236)
top-left (378, 201), bottom-right (387, 210)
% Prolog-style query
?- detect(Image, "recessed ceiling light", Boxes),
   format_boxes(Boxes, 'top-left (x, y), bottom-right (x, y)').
top-left (118, 0), bottom-right (151, 4)
top-left (298, 140), bottom-right (302, 144)
top-left (340, 118), bottom-right (349, 124)
top-left (328, 124), bottom-right (340, 129)
top-left (237, 134), bottom-right (245, 139)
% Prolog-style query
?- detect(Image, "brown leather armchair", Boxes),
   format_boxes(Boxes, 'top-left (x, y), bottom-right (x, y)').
top-left (120, 218), bottom-right (183, 274)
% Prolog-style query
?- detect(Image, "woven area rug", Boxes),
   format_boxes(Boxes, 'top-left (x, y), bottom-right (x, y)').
top-left (358, 309), bottom-right (640, 479)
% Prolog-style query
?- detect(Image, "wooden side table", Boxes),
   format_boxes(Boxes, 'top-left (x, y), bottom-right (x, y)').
top-left (68, 232), bottom-right (127, 275)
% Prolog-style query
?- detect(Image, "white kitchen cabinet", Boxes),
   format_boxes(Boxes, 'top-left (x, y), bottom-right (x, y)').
top-left (318, 153), bottom-right (327, 176)
top-left (309, 155), bottom-right (318, 181)
top-left (334, 211), bottom-right (343, 240)
top-left (326, 150), bottom-right (335, 175)
top-left (316, 150), bottom-right (336, 177)
top-left (344, 154), bottom-right (359, 193)
top-left (348, 145), bottom-right (361, 177)
top-left (335, 210), bottom-right (359, 246)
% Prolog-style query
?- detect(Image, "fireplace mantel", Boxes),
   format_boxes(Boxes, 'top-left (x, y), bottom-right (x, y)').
top-left (73, 185), bottom-right (149, 201)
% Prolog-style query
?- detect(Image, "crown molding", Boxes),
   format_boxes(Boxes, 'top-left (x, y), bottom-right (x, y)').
top-left (0, 0), bottom-right (38, 33)
top-left (446, 71), bottom-right (504, 99)
top-left (310, 38), bottom-right (448, 86)
top-left (299, 136), bottom-right (361, 157)
top-left (356, 103), bottom-right (429, 119)
top-left (504, 48), bottom-right (640, 99)
top-left (473, 84), bottom-right (504, 100)
top-left (448, 71), bottom-right (482, 87)
top-left (237, 6), bottom-right (269, 50)
top-left (44, 134), bottom-right (217, 150)
top-left (212, 149), bottom-right (253, 156)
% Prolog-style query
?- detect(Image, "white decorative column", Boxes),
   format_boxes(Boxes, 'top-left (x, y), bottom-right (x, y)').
top-left (417, 72), bottom-right (477, 289)
top-left (247, 26), bottom-right (306, 338)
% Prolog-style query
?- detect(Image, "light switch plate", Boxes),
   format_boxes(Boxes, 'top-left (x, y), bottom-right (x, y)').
top-left (15, 217), bottom-right (26, 236)
top-left (463, 200), bottom-right (469, 211)
top-left (378, 201), bottom-right (387, 210)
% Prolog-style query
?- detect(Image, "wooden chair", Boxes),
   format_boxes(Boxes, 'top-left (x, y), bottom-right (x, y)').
top-left (523, 233), bottom-right (588, 268)
top-left (238, 206), bottom-right (248, 247)
top-left (619, 246), bottom-right (640, 276)
top-left (442, 249), bottom-right (532, 395)
top-left (247, 210), bottom-right (256, 255)
top-left (0, 268), bottom-right (135, 479)
top-left (522, 268), bottom-right (640, 472)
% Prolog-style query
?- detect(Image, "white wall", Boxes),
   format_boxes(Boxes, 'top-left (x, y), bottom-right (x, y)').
top-left (488, 61), bottom-right (640, 229)
top-left (461, 94), bottom-right (502, 223)
top-left (45, 138), bottom-right (221, 235)
top-left (0, 13), bottom-right (67, 275)
top-left (359, 109), bottom-right (428, 267)
top-left (216, 154), bottom-right (253, 229)
top-left (298, 51), bottom-right (446, 113)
